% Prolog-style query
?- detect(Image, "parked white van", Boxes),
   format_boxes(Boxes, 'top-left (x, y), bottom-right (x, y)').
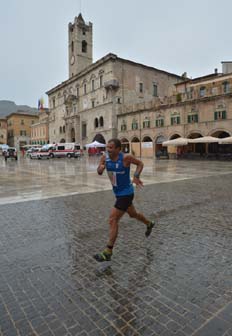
top-left (49, 143), bottom-right (81, 158)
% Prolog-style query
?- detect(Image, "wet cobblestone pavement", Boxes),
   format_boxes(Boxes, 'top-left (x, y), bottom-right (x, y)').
top-left (0, 173), bottom-right (232, 335)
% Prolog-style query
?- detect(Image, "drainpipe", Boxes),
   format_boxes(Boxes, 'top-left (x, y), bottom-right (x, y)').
top-left (139, 111), bottom-right (142, 158)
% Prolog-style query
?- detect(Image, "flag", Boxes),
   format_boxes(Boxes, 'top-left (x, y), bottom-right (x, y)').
top-left (38, 97), bottom-right (44, 111)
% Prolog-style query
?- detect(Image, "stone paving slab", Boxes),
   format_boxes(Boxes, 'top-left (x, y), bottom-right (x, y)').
top-left (0, 174), bottom-right (232, 335)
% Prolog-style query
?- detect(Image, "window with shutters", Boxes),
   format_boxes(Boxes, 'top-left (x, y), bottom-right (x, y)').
top-left (153, 83), bottom-right (158, 97)
top-left (155, 118), bottom-right (164, 127)
top-left (100, 75), bottom-right (103, 88)
top-left (214, 111), bottom-right (227, 120)
top-left (222, 81), bottom-right (230, 93)
top-left (187, 114), bottom-right (198, 123)
top-left (132, 119), bottom-right (138, 130)
top-left (199, 86), bottom-right (206, 97)
top-left (121, 120), bottom-right (127, 131)
top-left (171, 116), bottom-right (180, 125)
top-left (186, 87), bottom-right (193, 99)
top-left (143, 117), bottom-right (150, 128)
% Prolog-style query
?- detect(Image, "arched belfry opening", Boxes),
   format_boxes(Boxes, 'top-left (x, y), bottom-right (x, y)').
top-left (82, 40), bottom-right (87, 53)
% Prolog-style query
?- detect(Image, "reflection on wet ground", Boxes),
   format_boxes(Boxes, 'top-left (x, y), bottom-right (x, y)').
top-left (0, 155), bottom-right (232, 204)
top-left (1, 156), bottom-right (232, 335)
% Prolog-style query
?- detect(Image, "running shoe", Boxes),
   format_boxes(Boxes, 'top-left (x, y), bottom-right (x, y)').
top-left (94, 250), bottom-right (112, 262)
top-left (145, 220), bottom-right (155, 237)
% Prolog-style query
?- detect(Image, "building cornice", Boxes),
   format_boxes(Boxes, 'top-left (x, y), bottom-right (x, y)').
top-left (6, 112), bottom-right (39, 119)
top-left (46, 53), bottom-right (183, 96)
top-left (118, 93), bottom-right (232, 117)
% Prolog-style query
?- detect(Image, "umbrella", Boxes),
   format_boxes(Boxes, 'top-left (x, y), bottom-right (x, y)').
top-left (85, 140), bottom-right (106, 148)
top-left (162, 137), bottom-right (188, 146)
top-left (218, 137), bottom-right (232, 144)
top-left (188, 136), bottom-right (219, 143)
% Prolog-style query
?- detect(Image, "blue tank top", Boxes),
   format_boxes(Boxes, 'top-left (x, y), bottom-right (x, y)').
top-left (105, 152), bottom-right (134, 196)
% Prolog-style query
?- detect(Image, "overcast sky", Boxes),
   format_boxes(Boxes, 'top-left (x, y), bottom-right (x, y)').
top-left (0, 0), bottom-right (231, 107)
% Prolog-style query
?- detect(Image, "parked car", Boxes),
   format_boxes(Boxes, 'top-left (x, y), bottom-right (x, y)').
top-left (30, 148), bottom-right (50, 159)
top-left (26, 147), bottom-right (41, 155)
top-left (3, 147), bottom-right (18, 161)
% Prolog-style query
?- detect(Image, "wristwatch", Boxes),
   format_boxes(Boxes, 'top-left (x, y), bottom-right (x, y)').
top-left (134, 172), bottom-right (140, 178)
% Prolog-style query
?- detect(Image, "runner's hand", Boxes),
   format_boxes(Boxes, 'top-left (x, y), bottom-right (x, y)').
top-left (97, 163), bottom-right (105, 175)
top-left (133, 176), bottom-right (143, 188)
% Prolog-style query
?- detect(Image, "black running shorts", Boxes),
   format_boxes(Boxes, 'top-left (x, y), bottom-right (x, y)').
top-left (114, 194), bottom-right (134, 212)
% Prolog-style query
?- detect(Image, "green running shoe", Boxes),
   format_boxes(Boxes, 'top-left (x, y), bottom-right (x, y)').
top-left (94, 250), bottom-right (112, 262)
top-left (145, 220), bottom-right (155, 237)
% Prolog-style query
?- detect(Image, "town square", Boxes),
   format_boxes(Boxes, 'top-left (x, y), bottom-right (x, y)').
top-left (1, 0), bottom-right (232, 335)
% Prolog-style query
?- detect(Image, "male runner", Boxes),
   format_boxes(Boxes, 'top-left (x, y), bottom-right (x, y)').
top-left (94, 138), bottom-right (155, 262)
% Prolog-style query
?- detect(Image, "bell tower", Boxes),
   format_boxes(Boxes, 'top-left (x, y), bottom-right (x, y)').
top-left (68, 14), bottom-right (93, 78)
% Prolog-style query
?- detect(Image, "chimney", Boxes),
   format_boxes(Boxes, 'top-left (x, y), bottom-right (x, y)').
top-left (221, 61), bottom-right (232, 74)
top-left (214, 68), bottom-right (218, 74)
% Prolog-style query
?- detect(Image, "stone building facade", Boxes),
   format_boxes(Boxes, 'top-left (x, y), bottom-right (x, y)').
top-left (46, 13), bottom-right (232, 158)
top-left (7, 112), bottom-right (39, 149)
top-left (0, 118), bottom-right (7, 144)
top-left (31, 108), bottom-right (50, 145)
top-left (46, 14), bottom-right (182, 146)
top-left (118, 64), bottom-right (232, 157)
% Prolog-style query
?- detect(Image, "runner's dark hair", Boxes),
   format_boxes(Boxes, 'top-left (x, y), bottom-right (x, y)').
top-left (108, 138), bottom-right (121, 149)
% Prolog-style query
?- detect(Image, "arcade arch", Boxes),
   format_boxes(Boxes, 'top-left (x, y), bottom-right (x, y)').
top-left (187, 132), bottom-right (203, 139)
top-left (210, 130), bottom-right (230, 138)
top-left (131, 137), bottom-right (140, 157)
top-left (120, 137), bottom-right (130, 153)
top-left (93, 133), bottom-right (106, 144)
top-left (209, 130), bottom-right (231, 155)
top-left (155, 135), bottom-right (167, 154)
top-left (141, 136), bottom-right (153, 157)
top-left (170, 133), bottom-right (182, 140)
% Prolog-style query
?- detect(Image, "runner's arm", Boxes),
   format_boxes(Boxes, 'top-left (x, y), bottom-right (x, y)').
top-left (124, 155), bottom-right (144, 186)
top-left (97, 155), bottom-right (106, 175)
